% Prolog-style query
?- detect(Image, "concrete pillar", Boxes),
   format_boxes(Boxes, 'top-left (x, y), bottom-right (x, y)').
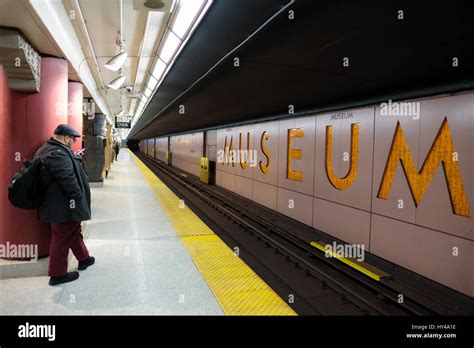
top-left (68, 82), bottom-right (84, 153)
top-left (0, 58), bottom-right (68, 258)
top-left (84, 114), bottom-right (107, 183)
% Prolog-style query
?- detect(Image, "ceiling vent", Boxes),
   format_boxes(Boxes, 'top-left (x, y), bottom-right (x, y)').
top-left (133, 0), bottom-right (173, 12)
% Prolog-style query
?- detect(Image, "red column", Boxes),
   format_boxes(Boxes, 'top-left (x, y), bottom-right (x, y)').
top-left (68, 82), bottom-right (84, 153)
top-left (0, 57), bottom-right (68, 258)
top-left (0, 66), bottom-right (13, 256)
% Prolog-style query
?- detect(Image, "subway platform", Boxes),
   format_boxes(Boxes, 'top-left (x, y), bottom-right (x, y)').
top-left (0, 150), bottom-right (295, 316)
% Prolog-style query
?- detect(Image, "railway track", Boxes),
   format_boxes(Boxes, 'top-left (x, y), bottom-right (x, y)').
top-left (137, 153), bottom-right (438, 316)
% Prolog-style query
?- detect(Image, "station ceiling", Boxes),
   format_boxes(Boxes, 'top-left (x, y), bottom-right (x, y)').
top-left (129, 0), bottom-right (474, 140)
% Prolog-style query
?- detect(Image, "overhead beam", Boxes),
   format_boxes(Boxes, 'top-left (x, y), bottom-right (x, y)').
top-left (27, 0), bottom-right (114, 124)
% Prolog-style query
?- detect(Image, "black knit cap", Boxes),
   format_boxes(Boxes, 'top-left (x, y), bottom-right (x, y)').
top-left (54, 124), bottom-right (81, 138)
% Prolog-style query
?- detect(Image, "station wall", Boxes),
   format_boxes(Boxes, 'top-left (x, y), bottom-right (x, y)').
top-left (140, 92), bottom-right (474, 296)
top-left (170, 132), bottom-right (203, 177)
top-left (154, 137), bottom-right (168, 163)
top-left (146, 138), bottom-right (155, 158)
top-left (214, 92), bottom-right (473, 297)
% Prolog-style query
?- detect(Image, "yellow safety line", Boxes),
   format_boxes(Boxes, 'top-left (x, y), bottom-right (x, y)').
top-left (131, 151), bottom-right (296, 316)
top-left (310, 242), bottom-right (391, 281)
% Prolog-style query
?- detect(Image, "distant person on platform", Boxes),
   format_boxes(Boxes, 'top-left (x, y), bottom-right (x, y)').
top-left (113, 141), bottom-right (120, 161)
top-left (34, 124), bottom-right (95, 286)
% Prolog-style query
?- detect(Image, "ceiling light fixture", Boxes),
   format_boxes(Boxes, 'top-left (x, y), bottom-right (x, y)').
top-left (147, 76), bottom-right (158, 91)
top-left (107, 0), bottom-right (128, 90)
top-left (129, 98), bottom-right (138, 115)
top-left (105, 51), bottom-right (128, 71)
top-left (108, 72), bottom-right (126, 90)
top-left (106, 0), bottom-right (128, 76)
top-left (172, 0), bottom-right (205, 39)
top-left (160, 31), bottom-right (181, 64)
top-left (144, 0), bottom-right (166, 10)
top-left (151, 59), bottom-right (167, 81)
top-left (143, 87), bottom-right (152, 98)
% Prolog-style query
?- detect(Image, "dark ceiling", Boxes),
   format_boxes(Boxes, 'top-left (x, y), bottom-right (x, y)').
top-left (129, 0), bottom-right (474, 140)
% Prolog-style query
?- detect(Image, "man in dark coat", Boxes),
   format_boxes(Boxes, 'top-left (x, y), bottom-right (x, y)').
top-left (35, 124), bottom-right (95, 286)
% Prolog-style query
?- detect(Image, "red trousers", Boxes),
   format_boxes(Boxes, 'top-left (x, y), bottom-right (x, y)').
top-left (49, 221), bottom-right (89, 277)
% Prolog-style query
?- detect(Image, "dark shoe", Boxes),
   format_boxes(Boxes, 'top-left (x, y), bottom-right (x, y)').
top-left (78, 256), bottom-right (95, 271)
top-left (49, 271), bottom-right (79, 286)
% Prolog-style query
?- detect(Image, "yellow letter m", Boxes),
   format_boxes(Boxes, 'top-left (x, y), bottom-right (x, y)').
top-left (377, 118), bottom-right (470, 217)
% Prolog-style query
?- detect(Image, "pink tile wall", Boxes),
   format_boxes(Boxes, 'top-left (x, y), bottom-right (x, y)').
top-left (212, 93), bottom-right (473, 295)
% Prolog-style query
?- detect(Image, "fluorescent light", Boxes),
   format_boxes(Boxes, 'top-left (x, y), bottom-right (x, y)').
top-left (152, 59), bottom-right (167, 80)
top-left (116, 109), bottom-right (124, 117)
top-left (170, 0), bottom-right (178, 13)
top-left (172, 0), bottom-right (205, 39)
top-left (108, 75), bottom-right (126, 90)
top-left (127, 0), bottom-right (214, 138)
top-left (143, 87), bottom-right (152, 98)
top-left (104, 51), bottom-right (128, 71)
top-left (160, 31), bottom-right (181, 63)
top-left (134, 12), bottom-right (163, 94)
top-left (129, 98), bottom-right (137, 114)
top-left (147, 76), bottom-right (158, 91)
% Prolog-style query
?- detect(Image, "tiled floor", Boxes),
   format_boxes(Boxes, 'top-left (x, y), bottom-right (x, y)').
top-left (0, 151), bottom-right (224, 316)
